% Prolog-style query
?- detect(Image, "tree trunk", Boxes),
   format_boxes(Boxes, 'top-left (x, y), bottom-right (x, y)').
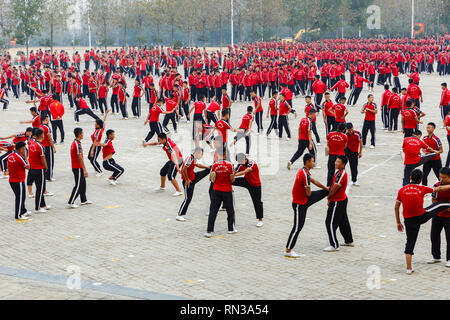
top-left (156, 24), bottom-right (160, 44)
top-left (219, 15), bottom-right (222, 51)
top-left (124, 22), bottom-right (127, 47)
top-left (50, 17), bottom-right (54, 52)
top-left (238, 15), bottom-right (241, 44)
top-left (103, 19), bottom-right (107, 50)
top-left (171, 23), bottom-right (174, 47)
top-left (26, 37), bottom-right (29, 59)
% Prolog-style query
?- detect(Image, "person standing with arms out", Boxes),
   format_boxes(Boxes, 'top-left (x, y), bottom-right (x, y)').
top-left (402, 130), bottom-right (439, 187)
top-left (440, 83), bottom-right (450, 128)
top-left (422, 123), bottom-right (443, 186)
top-left (278, 93), bottom-right (292, 140)
top-left (395, 169), bottom-right (450, 274)
top-left (143, 133), bottom-right (184, 197)
top-left (347, 72), bottom-right (371, 107)
top-left (250, 90), bottom-right (263, 134)
top-left (324, 155), bottom-right (354, 252)
top-left (7, 141), bottom-right (30, 221)
top-left (176, 147), bottom-right (211, 221)
top-left (131, 79), bottom-right (144, 119)
top-left (67, 127), bottom-right (92, 209)
top-left (266, 91), bottom-right (279, 137)
top-left (322, 92), bottom-right (336, 135)
top-left (345, 123), bottom-right (363, 186)
top-left (205, 148), bottom-right (236, 238)
top-left (20, 107), bottom-right (41, 128)
top-left (88, 110), bottom-right (109, 177)
top-left (330, 75), bottom-right (350, 103)
top-left (311, 75), bottom-right (327, 110)
top-left (28, 128), bottom-right (51, 213)
top-left (428, 167), bottom-right (450, 267)
top-left (285, 153), bottom-right (329, 258)
top-left (94, 129), bottom-right (124, 186)
top-left (233, 153), bottom-right (264, 227)
top-left (287, 108), bottom-right (317, 171)
top-left (49, 96), bottom-right (65, 144)
top-left (39, 115), bottom-right (56, 182)
top-left (326, 123), bottom-right (347, 187)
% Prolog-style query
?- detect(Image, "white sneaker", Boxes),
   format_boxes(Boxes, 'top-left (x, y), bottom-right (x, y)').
top-left (176, 216), bottom-right (186, 222)
top-left (284, 250), bottom-right (302, 258)
top-left (172, 191), bottom-right (184, 197)
top-left (23, 211), bottom-right (32, 217)
top-left (154, 186), bottom-right (165, 192)
top-left (28, 194), bottom-right (35, 198)
top-left (35, 208), bottom-right (47, 213)
top-left (96, 172), bottom-right (104, 177)
top-left (316, 142), bottom-right (321, 146)
top-left (406, 268), bottom-right (414, 275)
top-left (108, 179), bottom-right (117, 186)
top-left (228, 229), bottom-right (238, 234)
top-left (204, 232), bottom-right (213, 238)
top-left (43, 205), bottom-right (51, 210)
top-left (45, 192), bottom-right (54, 197)
top-left (256, 220), bottom-right (264, 228)
top-left (287, 161), bottom-right (292, 170)
top-left (205, 212), bottom-right (210, 216)
top-left (81, 200), bottom-right (93, 205)
top-left (286, 138), bottom-right (290, 141)
top-left (66, 203), bottom-right (79, 209)
top-left (446, 261), bottom-right (450, 267)
top-left (323, 246), bottom-right (340, 252)
top-left (49, 178), bottom-right (56, 182)
top-left (427, 258), bottom-right (441, 264)
top-left (370, 145), bottom-right (375, 149)
top-left (18, 214), bottom-right (29, 220)
top-left (352, 181), bottom-right (360, 186)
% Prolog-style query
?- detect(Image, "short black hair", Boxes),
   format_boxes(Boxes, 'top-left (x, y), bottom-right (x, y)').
top-left (442, 83), bottom-right (447, 88)
top-left (303, 153), bottom-right (315, 165)
top-left (74, 127), bottom-right (83, 137)
top-left (33, 127), bottom-right (44, 138)
top-left (410, 169), bottom-right (423, 184)
top-left (305, 95), bottom-right (311, 100)
top-left (30, 107), bottom-right (37, 113)
top-left (221, 109), bottom-right (229, 117)
top-left (346, 122), bottom-right (353, 129)
top-left (427, 122), bottom-right (436, 129)
top-left (384, 84), bottom-right (390, 90)
top-left (106, 129), bottom-right (115, 137)
top-left (247, 106), bottom-right (253, 113)
top-left (413, 129), bottom-right (422, 136)
top-left (440, 167), bottom-right (450, 177)
top-left (157, 132), bottom-right (167, 140)
top-left (336, 155), bottom-right (348, 165)
top-left (96, 119), bottom-right (104, 128)
top-left (15, 141), bottom-right (26, 150)
top-left (338, 123), bottom-right (346, 132)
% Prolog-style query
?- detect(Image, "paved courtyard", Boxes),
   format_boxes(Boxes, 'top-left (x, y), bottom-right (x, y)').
top-left (0, 68), bottom-right (449, 300)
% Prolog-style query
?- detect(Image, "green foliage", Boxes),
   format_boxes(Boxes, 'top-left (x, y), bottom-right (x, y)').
top-left (11, 0), bottom-right (45, 43)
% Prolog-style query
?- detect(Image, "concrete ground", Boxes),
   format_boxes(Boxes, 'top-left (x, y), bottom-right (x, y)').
top-left (0, 66), bottom-right (449, 300)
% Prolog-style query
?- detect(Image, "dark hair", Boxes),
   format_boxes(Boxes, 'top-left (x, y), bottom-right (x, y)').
top-left (338, 123), bottom-right (346, 132)
top-left (305, 95), bottom-right (311, 100)
top-left (392, 88), bottom-right (398, 94)
top-left (157, 132), bottom-right (167, 140)
top-left (41, 114), bottom-right (49, 121)
top-left (247, 106), bottom-right (253, 113)
top-left (96, 119), bottom-right (104, 128)
top-left (33, 127), bottom-right (44, 138)
top-left (427, 122), bottom-right (436, 129)
top-left (303, 153), bottom-right (315, 165)
top-left (384, 84), bottom-right (390, 90)
top-left (439, 167), bottom-right (450, 177)
top-left (74, 127), bottom-right (83, 137)
top-left (336, 155), bottom-right (348, 165)
top-left (413, 129), bottom-right (422, 136)
top-left (406, 100), bottom-right (414, 108)
top-left (410, 169), bottom-right (423, 184)
top-left (15, 141), bottom-right (26, 150)
top-left (26, 127), bottom-right (33, 133)
top-left (442, 83), bottom-right (447, 88)
top-left (346, 122), bottom-right (353, 129)
top-left (30, 107), bottom-right (37, 113)
top-left (221, 109), bottom-right (229, 117)
top-left (106, 129), bottom-right (114, 136)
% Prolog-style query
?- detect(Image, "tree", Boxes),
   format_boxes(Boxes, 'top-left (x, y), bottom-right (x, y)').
top-left (11, 0), bottom-right (45, 58)
top-left (44, 0), bottom-right (74, 51)
top-left (130, 0), bottom-right (151, 45)
top-left (87, 0), bottom-right (117, 49)
top-left (176, 0), bottom-right (199, 47)
top-left (157, 0), bottom-right (181, 46)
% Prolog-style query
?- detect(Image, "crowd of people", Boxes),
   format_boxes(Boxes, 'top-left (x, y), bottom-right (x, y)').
top-left (1, 35), bottom-right (450, 274)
